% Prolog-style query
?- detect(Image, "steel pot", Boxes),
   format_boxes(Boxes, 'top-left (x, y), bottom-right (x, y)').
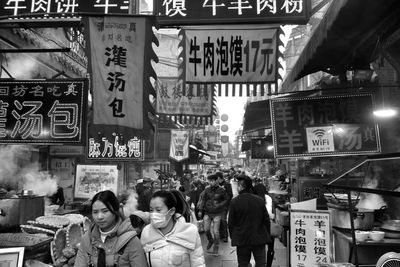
top-left (328, 206), bottom-right (375, 230)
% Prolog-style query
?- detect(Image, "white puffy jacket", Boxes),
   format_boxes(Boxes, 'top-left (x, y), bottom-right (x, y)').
top-left (140, 220), bottom-right (205, 267)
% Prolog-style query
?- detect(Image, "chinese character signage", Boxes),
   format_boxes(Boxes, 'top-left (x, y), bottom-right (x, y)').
top-left (271, 94), bottom-right (381, 158)
top-left (0, 0), bottom-right (131, 17)
top-left (84, 15), bottom-right (157, 130)
top-left (155, 0), bottom-right (311, 26)
top-left (169, 129), bottom-right (190, 161)
top-left (87, 124), bottom-right (145, 160)
top-left (74, 164), bottom-right (118, 199)
top-left (0, 79), bottom-right (87, 144)
top-left (181, 25), bottom-right (279, 84)
top-left (290, 210), bottom-right (332, 267)
top-left (156, 77), bottom-right (214, 120)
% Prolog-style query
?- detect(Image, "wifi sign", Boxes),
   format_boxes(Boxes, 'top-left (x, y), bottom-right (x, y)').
top-left (306, 126), bottom-right (335, 153)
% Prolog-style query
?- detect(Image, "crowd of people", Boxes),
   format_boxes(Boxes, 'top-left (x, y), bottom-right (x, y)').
top-left (74, 168), bottom-right (275, 267)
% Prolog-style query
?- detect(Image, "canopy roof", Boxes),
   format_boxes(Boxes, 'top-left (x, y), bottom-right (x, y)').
top-left (281, 0), bottom-right (400, 92)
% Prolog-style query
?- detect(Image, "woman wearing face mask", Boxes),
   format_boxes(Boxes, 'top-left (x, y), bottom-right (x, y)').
top-left (74, 190), bottom-right (148, 267)
top-left (140, 190), bottom-right (205, 267)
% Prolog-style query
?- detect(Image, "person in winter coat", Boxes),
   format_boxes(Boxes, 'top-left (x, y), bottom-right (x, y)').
top-left (216, 171), bottom-right (233, 242)
top-left (228, 174), bottom-right (272, 267)
top-left (74, 190), bottom-right (148, 267)
top-left (140, 190), bottom-right (205, 267)
top-left (197, 174), bottom-right (229, 255)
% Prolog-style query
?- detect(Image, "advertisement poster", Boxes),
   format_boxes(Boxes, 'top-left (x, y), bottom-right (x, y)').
top-left (169, 129), bottom-right (189, 162)
top-left (290, 210), bottom-right (332, 267)
top-left (182, 25), bottom-right (279, 84)
top-left (74, 164), bottom-right (118, 199)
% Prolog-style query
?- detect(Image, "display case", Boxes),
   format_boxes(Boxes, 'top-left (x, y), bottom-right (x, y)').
top-left (325, 153), bottom-right (400, 267)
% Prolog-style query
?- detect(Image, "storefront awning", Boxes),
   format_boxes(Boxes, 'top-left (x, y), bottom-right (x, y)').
top-left (242, 99), bottom-right (271, 134)
top-left (281, 0), bottom-right (400, 92)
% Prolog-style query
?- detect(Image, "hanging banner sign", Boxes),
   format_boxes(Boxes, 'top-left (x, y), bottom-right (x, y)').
top-left (0, 79), bottom-right (87, 144)
top-left (290, 210), bottom-right (333, 267)
top-left (84, 15), bottom-right (157, 130)
top-left (87, 124), bottom-right (145, 161)
top-left (169, 129), bottom-right (190, 161)
top-left (154, 0), bottom-right (311, 26)
top-left (156, 77), bottom-right (213, 117)
top-left (0, 0), bottom-right (132, 17)
top-left (182, 25), bottom-right (279, 84)
top-left (271, 94), bottom-right (381, 158)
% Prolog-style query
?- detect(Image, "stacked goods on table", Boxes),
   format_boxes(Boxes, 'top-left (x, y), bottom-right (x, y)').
top-left (19, 214), bottom-right (92, 267)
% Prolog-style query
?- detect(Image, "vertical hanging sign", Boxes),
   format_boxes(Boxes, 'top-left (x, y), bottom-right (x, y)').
top-left (169, 129), bottom-right (190, 161)
top-left (85, 15), bottom-right (147, 129)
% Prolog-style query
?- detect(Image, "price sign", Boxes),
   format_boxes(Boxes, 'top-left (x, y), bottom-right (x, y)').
top-left (290, 210), bottom-right (332, 267)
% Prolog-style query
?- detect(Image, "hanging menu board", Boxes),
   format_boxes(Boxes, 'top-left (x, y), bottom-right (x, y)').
top-left (290, 210), bottom-right (332, 267)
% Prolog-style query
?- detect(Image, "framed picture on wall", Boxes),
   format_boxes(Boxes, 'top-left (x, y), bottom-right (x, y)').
top-left (74, 164), bottom-right (118, 200)
top-left (0, 247), bottom-right (24, 267)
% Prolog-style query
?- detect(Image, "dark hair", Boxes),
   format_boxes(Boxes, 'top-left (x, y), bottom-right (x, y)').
top-left (237, 175), bottom-right (253, 191)
top-left (130, 215), bottom-right (145, 228)
top-left (91, 190), bottom-right (121, 220)
top-left (207, 174), bottom-right (218, 181)
top-left (215, 171), bottom-right (223, 179)
top-left (151, 190), bottom-right (191, 222)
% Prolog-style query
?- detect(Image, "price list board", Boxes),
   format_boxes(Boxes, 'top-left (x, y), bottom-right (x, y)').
top-left (290, 210), bottom-right (332, 267)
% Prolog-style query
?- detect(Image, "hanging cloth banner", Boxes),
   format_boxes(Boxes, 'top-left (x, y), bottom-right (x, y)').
top-left (221, 135), bottom-right (229, 157)
top-left (180, 25), bottom-right (282, 87)
top-left (84, 15), bottom-right (157, 131)
top-left (169, 129), bottom-right (190, 162)
top-left (156, 77), bottom-right (214, 119)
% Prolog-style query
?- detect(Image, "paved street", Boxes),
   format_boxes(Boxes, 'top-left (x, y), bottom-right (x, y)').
top-left (201, 233), bottom-right (288, 267)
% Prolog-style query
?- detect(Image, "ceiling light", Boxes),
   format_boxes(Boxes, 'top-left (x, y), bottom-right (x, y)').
top-left (373, 108), bottom-right (398, 118)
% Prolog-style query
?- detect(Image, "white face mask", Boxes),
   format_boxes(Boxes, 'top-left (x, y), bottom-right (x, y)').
top-left (150, 209), bottom-right (173, 229)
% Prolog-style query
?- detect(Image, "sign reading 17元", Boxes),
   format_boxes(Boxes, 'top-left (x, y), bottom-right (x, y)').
top-left (155, 0), bottom-right (311, 26)
top-left (183, 25), bottom-right (279, 84)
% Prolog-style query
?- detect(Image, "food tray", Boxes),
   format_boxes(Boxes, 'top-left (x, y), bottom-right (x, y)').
top-left (63, 213), bottom-right (85, 225)
top-left (21, 225), bottom-right (56, 235)
top-left (35, 215), bottom-right (70, 227)
top-left (0, 233), bottom-right (52, 249)
top-left (27, 220), bottom-right (63, 232)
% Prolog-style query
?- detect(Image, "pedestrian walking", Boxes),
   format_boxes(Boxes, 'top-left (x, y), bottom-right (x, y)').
top-left (216, 171), bottom-right (233, 242)
top-left (198, 174), bottom-right (229, 255)
top-left (135, 177), bottom-right (153, 212)
top-left (140, 190), bottom-right (205, 267)
top-left (228, 174), bottom-right (272, 267)
top-left (74, 190), bottom-right (148, 267)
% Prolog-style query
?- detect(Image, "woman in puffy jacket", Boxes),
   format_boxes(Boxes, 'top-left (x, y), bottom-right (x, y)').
top-left (140, 190), bottom-right (205, 267)
top-left (74, 190), bottom-right (148, 267)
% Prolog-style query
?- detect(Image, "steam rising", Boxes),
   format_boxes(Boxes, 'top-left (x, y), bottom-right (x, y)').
top-left (0, 145), bottom-right (58, 196)
top-left (121, 190), bottom-right (139, 217)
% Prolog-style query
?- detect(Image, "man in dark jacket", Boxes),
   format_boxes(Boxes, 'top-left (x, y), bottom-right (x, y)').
top-left (198, 174), bottom-right (229, 255)
top-left (228, 174), bottom-right (271, 267)
top-left (135, 178), bottom-right (153, 212)
top-left (216, 171), bottom-right (233, 242)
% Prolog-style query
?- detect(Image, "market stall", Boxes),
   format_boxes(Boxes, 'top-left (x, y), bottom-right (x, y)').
top-left (325, 153), bottom-right (400, 267)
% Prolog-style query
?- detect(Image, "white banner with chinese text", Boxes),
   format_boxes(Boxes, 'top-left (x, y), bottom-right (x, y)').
top-left (86, 16), bottom-right (145, 128)
top-left (169, 129), bottom-right (189, 161)
top-left (182, 25), bottom-right (279, 84)
top-left (156, 77), bottom-right (213, 116)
